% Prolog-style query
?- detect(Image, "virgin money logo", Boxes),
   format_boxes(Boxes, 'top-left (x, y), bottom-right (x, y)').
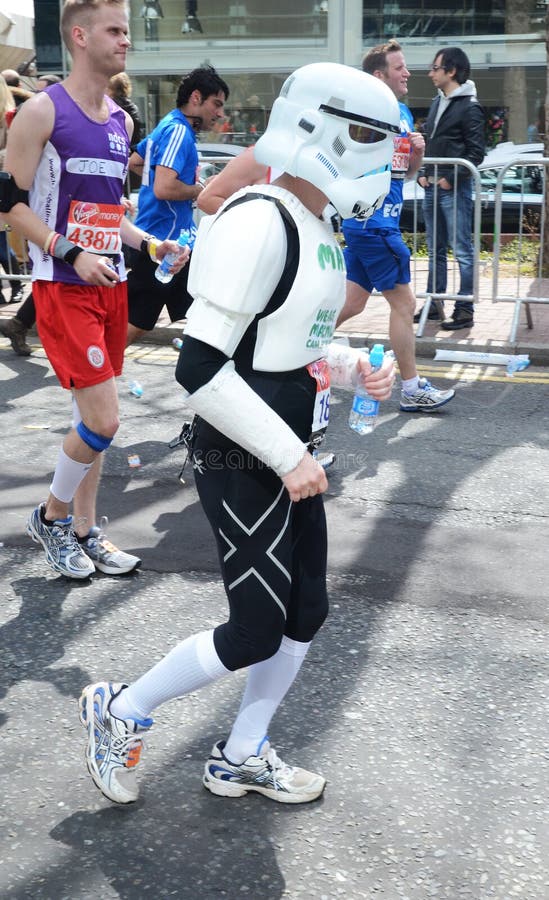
top-left (72, 202), bottom-right (100, 225)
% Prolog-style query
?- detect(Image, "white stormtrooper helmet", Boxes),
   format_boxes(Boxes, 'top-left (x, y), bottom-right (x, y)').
top-left (255, 62), bottom-right (400, 220)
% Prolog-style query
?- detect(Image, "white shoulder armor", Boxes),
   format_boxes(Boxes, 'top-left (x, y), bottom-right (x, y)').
top-left (185, 192), bottom-right (287, 356)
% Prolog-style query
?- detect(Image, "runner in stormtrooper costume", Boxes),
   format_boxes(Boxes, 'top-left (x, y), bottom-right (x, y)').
top-left (79, 64), bottom-right (398, 807)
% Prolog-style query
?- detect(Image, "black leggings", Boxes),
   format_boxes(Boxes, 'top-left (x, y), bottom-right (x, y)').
top-left (193, 439), bottom-right (329, 672)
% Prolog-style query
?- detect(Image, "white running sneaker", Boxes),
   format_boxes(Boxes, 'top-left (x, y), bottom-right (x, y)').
top-left (203, 739), bottom-right (326, 804)
top-left (27, 503), bottom-right (95, 579)
top-left (399, 378), bottom-right (455, 412)
top-left (79, 682), bottom-right (152, 804)
top-left (80, 517), bottom-right (141, 575)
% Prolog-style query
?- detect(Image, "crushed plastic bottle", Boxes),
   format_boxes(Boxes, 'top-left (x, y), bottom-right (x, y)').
top-left (172, 337), bottom-right (183, 350)
top-left (129, 380), bottom-right (143, 398)
top-left (506, 356), bottom-right (530, 377)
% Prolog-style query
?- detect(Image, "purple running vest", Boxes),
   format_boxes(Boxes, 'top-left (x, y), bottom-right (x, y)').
top-left (29, 83), bottom-right (129, 285)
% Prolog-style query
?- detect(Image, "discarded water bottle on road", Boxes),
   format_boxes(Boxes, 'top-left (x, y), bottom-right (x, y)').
top-left (129, 380), bottom-right (143, 398)
top-left (506, 355), bottom-right (530, 377)
top-left (348, 343), bottom-right (385, 435)
top-left (172, 337), bottom-right (183, 350)
top-left (155, 229), bottom-right (190, 284)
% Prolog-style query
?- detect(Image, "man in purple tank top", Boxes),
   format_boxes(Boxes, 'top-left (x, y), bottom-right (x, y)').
top-left (2, 0), bottom-right (189, 579)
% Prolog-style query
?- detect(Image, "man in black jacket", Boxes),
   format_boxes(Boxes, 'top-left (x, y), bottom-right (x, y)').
top-left (417, 47), bottom-right (485, 330)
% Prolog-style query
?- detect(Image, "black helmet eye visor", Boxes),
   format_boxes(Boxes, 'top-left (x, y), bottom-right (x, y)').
top-left (319, 103), bottom-right (400, 142)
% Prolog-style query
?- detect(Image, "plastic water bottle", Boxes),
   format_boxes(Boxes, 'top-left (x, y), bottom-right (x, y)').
top-left (506, 356), bottom-right (530, 376)
top-left (129, 380), bottom-right (143, 398)
top-left (348, 343), bottom-right (385, 435)
top-left (172, 337), bottom-right (183, 350)
top-left (155, 229), bottom-right (190, 284)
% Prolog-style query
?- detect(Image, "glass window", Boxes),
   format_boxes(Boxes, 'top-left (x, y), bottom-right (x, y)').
top-left (133, 0), bottom-right (328, 46)
top-left (132, 72), bottom-right (291, 143)
top-left (361, 1), bottom-right (505, 41)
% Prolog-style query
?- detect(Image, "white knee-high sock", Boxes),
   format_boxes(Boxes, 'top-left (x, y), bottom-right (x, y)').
top-left (110, 630), bottom-right (230, 721)
top-left (224, 636), bottom-right (311, 764)
top-left (48, 399), bottom-right (89, 505)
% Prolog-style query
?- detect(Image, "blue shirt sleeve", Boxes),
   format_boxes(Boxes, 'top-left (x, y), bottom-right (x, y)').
top-left (154, 119), bottom-right (198, 184)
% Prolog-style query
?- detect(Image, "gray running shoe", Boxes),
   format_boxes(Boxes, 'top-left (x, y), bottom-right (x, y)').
top-left (79, 681), bottom-right (152, 804)
top-left (203, 739), bottom-right (326, 804)
top-left (80, 517), bottom-right (141, 575)
top-left (27, 503), bottom-right (95, 579)
top-left (400, 378), bottom-right (455, 412)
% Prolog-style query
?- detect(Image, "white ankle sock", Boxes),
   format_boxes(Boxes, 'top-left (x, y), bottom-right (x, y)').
top-left (223, 636), bottom-right (311, 764)
top-left (402, 376), bottom-right (419, 395)
top-left (110, 630), bottom-right (229, 721)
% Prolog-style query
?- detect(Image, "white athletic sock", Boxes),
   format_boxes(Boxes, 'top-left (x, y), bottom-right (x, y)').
top-left (402, 376), bottom-right (419, 395)
top-left (49, 448), bottom-right (93, 505)
top-left (223, 635), bottom-right (311, 764)
top-left (110, 630), bottom-right (230, 721)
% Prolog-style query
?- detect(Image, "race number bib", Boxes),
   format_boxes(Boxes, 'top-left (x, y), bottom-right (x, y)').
top-left (66, 200), bottom-right (124, 254)
top-left (392, 135), bottom-right (411, 177)
top-left (306, 359), bottom-right (331, 432)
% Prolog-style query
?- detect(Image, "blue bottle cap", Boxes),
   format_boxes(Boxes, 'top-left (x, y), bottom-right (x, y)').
top-left (369, 343), bottom-right (385, 367)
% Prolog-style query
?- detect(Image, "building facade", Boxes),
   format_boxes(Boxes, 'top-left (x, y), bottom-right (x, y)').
top-left (35, 1), bottom-right (547, 146)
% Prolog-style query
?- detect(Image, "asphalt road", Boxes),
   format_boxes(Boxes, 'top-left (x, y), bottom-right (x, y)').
top-left (1, 344), bottom-right (548, 900)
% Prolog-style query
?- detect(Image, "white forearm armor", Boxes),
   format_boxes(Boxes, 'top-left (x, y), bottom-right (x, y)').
top-left (185, 361), bottom-right (308, 477)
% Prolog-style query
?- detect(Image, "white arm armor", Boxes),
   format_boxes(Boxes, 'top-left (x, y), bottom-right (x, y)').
top-left (326, 342), bottom-right (365, 390)
top-left (185, 196), bottom-right (288, 357)
top-left (185, 360), bottom-right (308, 477)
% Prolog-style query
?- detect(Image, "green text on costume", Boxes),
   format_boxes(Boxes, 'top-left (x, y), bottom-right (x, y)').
top-left (317, 243), bottom-right (344, 271)
top-left (306, 307), bottom-right (337, 349)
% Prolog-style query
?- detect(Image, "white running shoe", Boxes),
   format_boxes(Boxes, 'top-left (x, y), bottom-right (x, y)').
top-left (79, 682), bottom-right (152, 804)
top-left (27, 503), bottom-right (95, 579)
top-left (80, 517), bottom-right (141, 575)
top-left (399, 378), bottom-right (455, 412)
top-left (203, 739), bottom-right (326, 804)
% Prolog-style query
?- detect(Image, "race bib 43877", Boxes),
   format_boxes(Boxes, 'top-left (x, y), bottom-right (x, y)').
top-left (66, 200), bottom-right (124, 254)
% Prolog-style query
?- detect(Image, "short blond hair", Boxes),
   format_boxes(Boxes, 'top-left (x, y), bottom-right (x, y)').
top-left (60, 0), bottom-right (127, 51)
top-left (362, 40), bottom-right (403, 76)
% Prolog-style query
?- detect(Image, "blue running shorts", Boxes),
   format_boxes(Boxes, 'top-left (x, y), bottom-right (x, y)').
top-left (343, 229), bottom-right (411, 293)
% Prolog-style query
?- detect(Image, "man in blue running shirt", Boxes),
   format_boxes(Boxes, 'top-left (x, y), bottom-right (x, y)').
top-left (338, 41), bottom-right (455, 413)
top-left (126, 66), bottom-right (228, 345)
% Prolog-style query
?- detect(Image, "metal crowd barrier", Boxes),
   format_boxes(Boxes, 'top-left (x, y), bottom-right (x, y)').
top-left (491, 156), bottom-right (549, 343)
top-left (407, 157), bottom-right (483, 338)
